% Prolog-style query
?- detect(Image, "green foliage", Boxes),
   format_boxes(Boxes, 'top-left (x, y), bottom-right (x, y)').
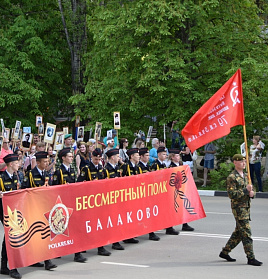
top-left (210, 162), bottom-right (234, 190)
top-left (69, 0), bottom-right (268, 141)
top-left (0, 0), bottom-right (72, 129)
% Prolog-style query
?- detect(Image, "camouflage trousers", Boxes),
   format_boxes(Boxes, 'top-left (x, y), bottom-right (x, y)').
top-left (222, 207), bottom-right (254, 259)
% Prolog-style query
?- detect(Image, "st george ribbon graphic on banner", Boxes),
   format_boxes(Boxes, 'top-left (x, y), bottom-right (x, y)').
top-left (2, 166), bottom-right (206, 269)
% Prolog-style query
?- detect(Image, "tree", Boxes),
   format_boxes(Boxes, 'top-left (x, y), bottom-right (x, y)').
top-left (0, 0), bottom-right (71, 128)
top-left (58, 0), bottom-right (88, 95)
top-left (71, 0), bottom-right (268, 141)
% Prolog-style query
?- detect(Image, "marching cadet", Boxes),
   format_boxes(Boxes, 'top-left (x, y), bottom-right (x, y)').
top-left (21, 152), bottom-right (57, 271)
top-left (120, 148), bottom-right (141, 244)
top-left (151, 147), bottom-right (179, 235)
top-left (53, 148), bottom-right (86, 263)
top-left (138, 148), bottom-right (160, 241)
top-left (0, 154), bottom-right (21, 279)
top-left (103, 149), bottom-right (125, 251)
top-left (56, 134), bottom-right (77, 176)
top-left (77, 148), bottom-right (111, 256)
top-left (120, 148), bottom-right (142, 177)
top-left (168, 149), bottom-right (194, 232)
top-left (138, 148), bottom-right (151, 173)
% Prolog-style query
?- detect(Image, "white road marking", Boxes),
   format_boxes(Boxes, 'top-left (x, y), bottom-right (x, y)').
top-left (101, 262), bottom-right (149, 268)
top-left (180, 232), bottom-right (268, 241)
top-left (206, 211), bottom-right (232, 215)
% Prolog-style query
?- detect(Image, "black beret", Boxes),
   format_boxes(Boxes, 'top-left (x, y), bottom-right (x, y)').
top-left (232, 154), bottom-right (246, 161)
top-left (157, 147), bottom-right (166, 153)
top-left (35, 151), bottom-right (49, 159)
top-left (92, 148), bottom-right (102, 157)
top-left (139, 148), bottom-right (149, 156)
top-left (106, 148), bottom-right (119, 158)
top-left (127, 148), bottom-right (139, 156)
top-left (168, 149), bottom-right (180, 154)
top-left (59, 148), bottom-right (71, 160)
top-left (3, 154), bottom-right (19, 164)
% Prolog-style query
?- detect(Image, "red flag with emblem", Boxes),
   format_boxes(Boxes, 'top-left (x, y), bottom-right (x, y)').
top-left (181, 69), bottom-right (245, 152)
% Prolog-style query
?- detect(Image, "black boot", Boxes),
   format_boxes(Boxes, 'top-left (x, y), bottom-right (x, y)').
top-left (182, 223), bottom-right (194, 231)
top-left (166, 227), bottom-right (179, 235)
top-left (97, 246), bottom-right (111, 256)
top-left (9, 269), bottom-right (21, 279)
top-left (247, 258), bottom-right (263, 266)
top-left (44, 260), bottom-right (57, 270)
top-left (219, 252), bottom-right (236, 262)
top-left (74, 252), bottom-right (87, 263)
top-left (112, 242), bottom-right (125, 250)
top-left (149, 232), bottom-right (160, 241)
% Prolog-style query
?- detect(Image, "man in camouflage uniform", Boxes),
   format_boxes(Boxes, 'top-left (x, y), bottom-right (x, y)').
top-left (219, 154), bottom-right (263, 266)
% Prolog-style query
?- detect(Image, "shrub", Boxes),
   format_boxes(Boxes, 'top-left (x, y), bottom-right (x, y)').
top-left (210, 162), bottom-right (234, 190)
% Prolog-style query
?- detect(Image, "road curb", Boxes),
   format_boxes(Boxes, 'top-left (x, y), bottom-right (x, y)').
top-left (198, 190), bottom-right (268, 198)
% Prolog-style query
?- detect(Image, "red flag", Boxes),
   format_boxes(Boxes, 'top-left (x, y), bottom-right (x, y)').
top-left (181, 69), bottom-right (245, 152)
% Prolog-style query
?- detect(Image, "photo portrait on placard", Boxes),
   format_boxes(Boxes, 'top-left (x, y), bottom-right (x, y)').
top-left (38, 123), bottom-right (44, 136)
top-left (21, 133), bottom-right (33, 149)
top-left (54, 132), bottom-right (64, 151)
top-left (13, 121), bottom-right (21, 140)
top-left (14, 120), bottom-right (21, 137)
top-left (77, 126), bottom-right (84, 141)
top-left (75, 115), bottom-right (80, 127)
top-left (36, 115), bottom-right (43, 127)
top-left (63, 127), bottom-right (69, 135)
top-left (94, 122), bottom-right (102, 140)
top-left (44, 123), bottom-right (56, 144)
top-left (5, 128), bottom-right (10, 140)
top-left (114, 112), bottom-right (121, 129)
top-left (107, 129), bottom-right (113, 139)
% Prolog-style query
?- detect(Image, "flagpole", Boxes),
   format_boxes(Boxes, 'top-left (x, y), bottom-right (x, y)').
top-left (243, 125), bottom-right (252, 185)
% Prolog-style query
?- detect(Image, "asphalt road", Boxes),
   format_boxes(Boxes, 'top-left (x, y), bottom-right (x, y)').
top-left (1, 196), bottom-right (267, 279)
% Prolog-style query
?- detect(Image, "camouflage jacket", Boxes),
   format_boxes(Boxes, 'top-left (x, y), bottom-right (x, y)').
top-left (227, 169), bottom-right (251, 209)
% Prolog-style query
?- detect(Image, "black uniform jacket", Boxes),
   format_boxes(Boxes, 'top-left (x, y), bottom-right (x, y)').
top-left (77, 161), bottom-right (104, 182)
top-left (120, 161), bottom-right (142, 177)
top-left (104, 162), bottom-right (121, 179)
top-left (53, 164), bottom-right (75, 185)
top-left (138, 161), bottom-right (150, 173)
top-left (151, 160), bottom-right (166, 171)
top-left (22, 167), bottom-right (51, 188)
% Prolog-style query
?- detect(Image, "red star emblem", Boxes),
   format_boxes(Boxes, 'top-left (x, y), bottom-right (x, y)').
top-left (44, 196), bottom-right (73, 241)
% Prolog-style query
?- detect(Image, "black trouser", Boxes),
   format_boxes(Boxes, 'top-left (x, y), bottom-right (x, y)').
top-left (0, 205), bottom-right (8, 267)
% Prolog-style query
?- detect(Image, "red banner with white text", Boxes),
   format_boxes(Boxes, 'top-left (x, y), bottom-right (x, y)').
top-left (3, 166), bottom-right (205, 269)
top-left (181, 69), bottom-right (245, 152)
